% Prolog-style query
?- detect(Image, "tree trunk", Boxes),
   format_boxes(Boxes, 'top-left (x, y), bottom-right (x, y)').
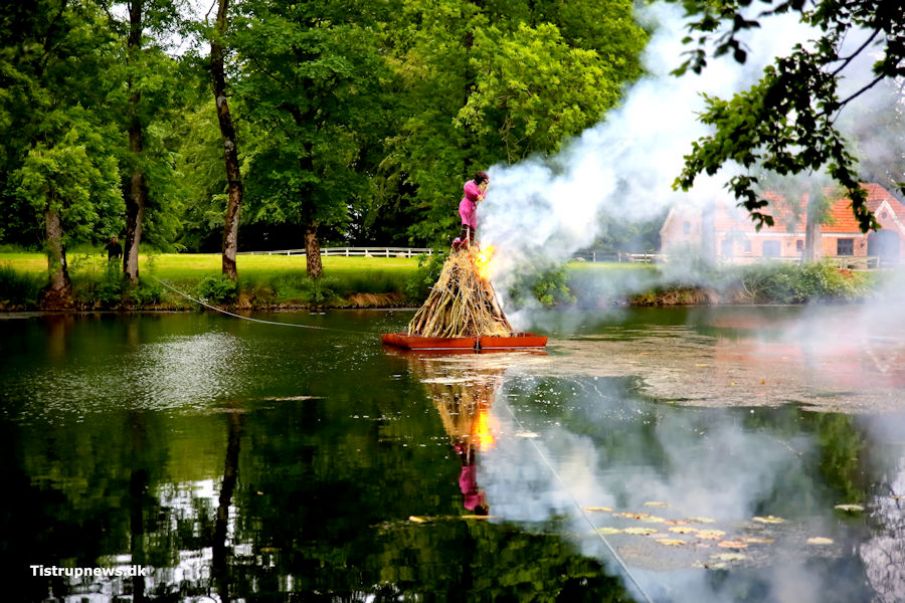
top-left (305, 224), bottom-right (323, 279)
top-left (211, 0), bottom-right (243, 281)
top-left (123, 0), bottom-right (146, 284)
top-left (42, 204), bottom-right (72, 309)
top-left (804, 188), bottom-right (821, 263)
top-left (701, 200), bottom-right (717, 264)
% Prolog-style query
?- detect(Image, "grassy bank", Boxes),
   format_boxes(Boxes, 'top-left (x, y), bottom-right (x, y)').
top-left (0, 252), bottom-right (421, 310)
top-left (0, 251), bottom-right (884, 312)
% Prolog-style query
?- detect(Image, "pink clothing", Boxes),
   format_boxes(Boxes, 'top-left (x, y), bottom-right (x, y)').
top-left (459, 181), bottom-right (482, 228)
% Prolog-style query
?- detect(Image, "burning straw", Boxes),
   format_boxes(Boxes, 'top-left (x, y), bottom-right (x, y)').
top-left (407, 246), bottom-right (513, 338)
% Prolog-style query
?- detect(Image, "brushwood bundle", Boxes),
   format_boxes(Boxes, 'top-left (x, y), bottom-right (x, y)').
top-left (407, 247), bottom-right (513, 338)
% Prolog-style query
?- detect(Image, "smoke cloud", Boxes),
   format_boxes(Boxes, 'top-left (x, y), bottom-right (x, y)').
top-left (478, 2), bottom-right (902, 327)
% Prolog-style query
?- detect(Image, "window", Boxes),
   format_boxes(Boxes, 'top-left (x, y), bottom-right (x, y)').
top-left (837, 238), bottom-right (854, 256)
top-left (796, 240), bottom-right (804, 252)
top-left (763, 241), bottom-right (781, 257)
top-left (743, 239), bottom-right (752, 253)
top-left (682, 221), bottom-right (691, 235)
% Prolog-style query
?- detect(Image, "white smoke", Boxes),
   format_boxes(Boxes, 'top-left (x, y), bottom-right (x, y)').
top-left (477, 2), bottom-right (899, 326)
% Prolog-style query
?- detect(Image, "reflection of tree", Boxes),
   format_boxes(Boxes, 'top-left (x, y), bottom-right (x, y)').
top-left (213, 410), bottom-right (243, 601)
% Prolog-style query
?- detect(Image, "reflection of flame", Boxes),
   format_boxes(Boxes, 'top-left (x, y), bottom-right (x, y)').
top-left (474, 406), bottom-right (495, 451)
top-left (475, 245), bottom-right (495, 280)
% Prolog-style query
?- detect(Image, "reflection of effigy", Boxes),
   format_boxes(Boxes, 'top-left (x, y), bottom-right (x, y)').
top-left (409, 356), bottom-right (504, 515)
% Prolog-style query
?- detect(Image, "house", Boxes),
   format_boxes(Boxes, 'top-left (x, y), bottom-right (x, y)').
top-left (660, 183), bottom-right (905, 265)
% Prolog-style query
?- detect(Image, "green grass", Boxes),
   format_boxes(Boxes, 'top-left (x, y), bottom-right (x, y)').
top-left (0, 252), bottom-right (424, 309)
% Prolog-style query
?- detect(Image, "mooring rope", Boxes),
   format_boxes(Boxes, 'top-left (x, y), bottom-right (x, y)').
top-left (151, 276), bottom-right (360, 332)
top-left (501, 399), bottom-right (655, 603)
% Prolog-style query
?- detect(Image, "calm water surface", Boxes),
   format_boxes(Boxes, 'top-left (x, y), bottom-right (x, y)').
top-left (2, 307), bottom-right (904, 602)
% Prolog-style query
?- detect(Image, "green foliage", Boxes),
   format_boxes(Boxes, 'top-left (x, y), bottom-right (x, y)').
top-left (736, 262), bottom-right (869, 304)
top-left (92, 262), bottom-right (126, 307)
top-left (197, 273), bottom-right (239, 304)
top-left (385, 0), bottom-right (646, 244)
top-left (405, 251), bottom-right (448, 301)
top-left (509, 265), bottom-right (576, 308)
top-left (0, 264), bottom-right (44, 308)
top-left (670, 0), bottom-right (904, 231)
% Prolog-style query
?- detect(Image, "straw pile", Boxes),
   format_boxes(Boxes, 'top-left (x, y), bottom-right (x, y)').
top-left (407, 247), bottom-right (513, 338)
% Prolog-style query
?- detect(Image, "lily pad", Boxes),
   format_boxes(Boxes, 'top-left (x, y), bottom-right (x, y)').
top-left (752, 515), bottom-right (785, 525)
top-left (806, 537), bottom-right (834, 546)
top-left (718, 540), bottom-right (748, 549)
top-left (595, 526), bottom-right (623, 535)
top-left (833, 504), bottom-right (864, 513)
top-left (644, 501), bottom-right (669, 508)
top-left (623, 527), bottom-right (658, 536)
top-left (584, 506), bottom-right (613, 513)
top-left (656, 538), bottom-right (687, 546)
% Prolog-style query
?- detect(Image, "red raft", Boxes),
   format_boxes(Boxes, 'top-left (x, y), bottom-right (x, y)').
top-left (382, 332), bottom-right (547, 352)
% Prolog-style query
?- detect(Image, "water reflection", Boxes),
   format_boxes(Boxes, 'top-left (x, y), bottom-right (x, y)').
top-left (5, 308), bottom-right (905, 601)
top-left (409, 356), bottom-right (504, 516)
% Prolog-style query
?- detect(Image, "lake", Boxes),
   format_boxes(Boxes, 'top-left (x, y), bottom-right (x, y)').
top-left (2, 305), bottom-right (904, 602)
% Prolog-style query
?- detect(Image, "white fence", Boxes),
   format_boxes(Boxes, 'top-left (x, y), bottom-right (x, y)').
top-left (239, 247), bottom-right (434, 258)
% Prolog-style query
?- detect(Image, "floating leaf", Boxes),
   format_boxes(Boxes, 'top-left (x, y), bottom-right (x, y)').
top-left (461, 515), bottom-right (492, 520)
top-left (623, 527), bottom-right (657, 536)
top-left (687, 516), bottom-right (716, 524)
top-left (697, 530), bottom-right (726, 540)
top-left (718, 540), bottom-right (748, 549)
top-left (743, 537), bottom-right (774, 544)
top-left (595, 527), bottom-right (623, 535)
top-left (408, 516), bottom-right (428, 523)
top-left (656, 538), bottom-right (687, 547)
top-left (806, 537), bottom-right (834, 546)
top-left (752, 515), bottom-right (785, 524)
top-left (644, 501), bottom-right (669, 508)
top-left (669, 526), bottom-right (699, 534)
top-left (834, 504), bottom-right (864, 513)
top-left (584, 506), bottom-right (613, 513)
top-left (712, 552), bottom-right (747, 562)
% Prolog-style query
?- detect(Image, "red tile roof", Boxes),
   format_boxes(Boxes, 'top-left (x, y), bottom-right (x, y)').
top-left (714, 183), bottom-right (905, 234)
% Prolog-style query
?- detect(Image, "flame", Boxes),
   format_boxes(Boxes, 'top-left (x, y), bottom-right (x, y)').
top-left (473, 406), bottom-right (496, 451)
top-left (474, 245), bottom-right (496, 280)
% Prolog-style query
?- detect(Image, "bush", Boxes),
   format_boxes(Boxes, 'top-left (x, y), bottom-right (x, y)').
top-left (508, 266), bottom-right (575, 308)
top-left (405, 251), bottom-right (447, 302)
top-left (197, 274), bottom-right (239, 304)
top-left (93, 262), bottom-right (125, 307)
top-left (736, 261), bottom-right (869, 303)
top-left (0, 264), bottom-right (44, 308)
top-left (299, 275), bottom-right (337, 305)
top-left (127, 278), bottom-right (165, 306)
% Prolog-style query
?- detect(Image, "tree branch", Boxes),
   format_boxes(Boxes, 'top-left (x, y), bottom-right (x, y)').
top-left (830, 28), bottom-right (880, 77)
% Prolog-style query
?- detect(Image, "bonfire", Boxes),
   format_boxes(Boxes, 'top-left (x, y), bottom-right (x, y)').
top-left (407, 246), bottom-right (513, 338)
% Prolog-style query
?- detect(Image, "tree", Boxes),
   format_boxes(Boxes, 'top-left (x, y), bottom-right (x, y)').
top-left (16, 130), bottom-right (122, 307)
top-left (208, 0), bottom-right (244, 281)
top-left (0, 1), bottom-right (123, 307)
top-left (670, 0), bottom-right (905, 233)
top-left (383, 0), bottom-right (646, 245)
top-left (233, 0), bottom-right (393, 278)
top-left (111, 0), bottom-right (187, 283)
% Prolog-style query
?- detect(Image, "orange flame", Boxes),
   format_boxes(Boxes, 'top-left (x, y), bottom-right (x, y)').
top-left (474, 406), bottom-right (496, 451)
top-left (474, 245), bottom-right (496, 280)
